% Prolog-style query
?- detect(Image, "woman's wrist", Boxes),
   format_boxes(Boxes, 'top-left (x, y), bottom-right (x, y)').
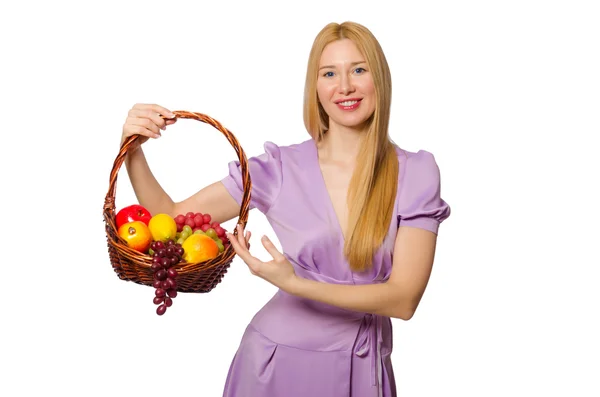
top-left (124, 143), bottom-right (143, 165)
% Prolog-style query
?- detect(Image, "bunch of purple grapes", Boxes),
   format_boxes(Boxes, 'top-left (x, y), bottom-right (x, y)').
top-left (150, 240), bottom-right (184, 316)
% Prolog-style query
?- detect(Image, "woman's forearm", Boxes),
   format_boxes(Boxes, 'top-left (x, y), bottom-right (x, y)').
top-left (124, 148), bottom-right (175, 216)
top-left (288, 278), bottom-right (412, 320)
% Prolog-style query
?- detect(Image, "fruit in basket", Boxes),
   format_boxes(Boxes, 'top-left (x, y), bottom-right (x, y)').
top-left (193, 228), bottom-right (225, 253)
top-left (117, 221), bottom-right (152, 253)
top-left (181, 225), bottom-right (193, 239)
top-left (215, 238), bottom-right (224, 253)
top-left (174, 211), bottom-right (230, 249)
top-left (181, 234), bottom-right (219, 263)
top-left (148, 214), bottom-right (177, 243)
top-left (115, 204), bottom-right (152, 228)
top-left (205, 228), bottom-right (218, 240)
top-left (150, 239), bottom-right (182, 316)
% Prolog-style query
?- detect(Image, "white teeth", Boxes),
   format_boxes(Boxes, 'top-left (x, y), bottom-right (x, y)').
top-left (339, 100), bottom-right (358, 106)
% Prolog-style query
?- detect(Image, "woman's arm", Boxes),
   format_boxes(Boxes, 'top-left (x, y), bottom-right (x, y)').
top-left (125, 148), bottom-right (240, 224)
top-left (120, 103), bottom-right (241, 224)
top-left (174, 181), bottom-right (241, 225)
top-left (229, 223), bottom-right (438, 320)
top-left (124, 147), bottom-right (176, 216)
top-left (289, 226), bottom-right (438, 320)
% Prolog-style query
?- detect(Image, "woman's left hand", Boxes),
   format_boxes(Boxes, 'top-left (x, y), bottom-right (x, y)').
top-left (226, 224), bottom-right (298, 292)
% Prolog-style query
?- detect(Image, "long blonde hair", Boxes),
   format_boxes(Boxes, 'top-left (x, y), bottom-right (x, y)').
top-left (303, 21), bottom-right (399, 272)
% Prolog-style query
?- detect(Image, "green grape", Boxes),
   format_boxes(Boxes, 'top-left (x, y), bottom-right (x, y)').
top-left (206, 228), bottom-right (218, 240)
top-left (194, 229), bottom-right (205, 235)
top-left (216, 240), bottom-right (224, 253)
top-left (176, 232), bottom-right (181, 239)
top-left (180, 230), bottom-right (190, 240)
top-left (177, 237), bottom-right (185, 245)
top-left (148, 248), bottom-right (155, 256)
top-left (182, 225), bottom-right (193, 235)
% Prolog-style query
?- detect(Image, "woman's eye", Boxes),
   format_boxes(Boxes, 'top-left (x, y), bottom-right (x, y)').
top-left (323, 71), bottom-right (334, 77)
top-left (354, 67), bottom-right (366, 74)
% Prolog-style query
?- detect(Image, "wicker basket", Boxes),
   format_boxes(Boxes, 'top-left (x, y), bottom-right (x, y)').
top-left (103, 110), bottom-right (251, 293)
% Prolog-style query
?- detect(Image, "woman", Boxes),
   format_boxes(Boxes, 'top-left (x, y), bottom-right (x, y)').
top-left (120, 21), bottom-right (450, 397)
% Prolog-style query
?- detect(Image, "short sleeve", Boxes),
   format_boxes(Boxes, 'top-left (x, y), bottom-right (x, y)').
top-left (397, 150), bottom-right (451, 234)
top-left (220, 141), bottom-right (283, 214)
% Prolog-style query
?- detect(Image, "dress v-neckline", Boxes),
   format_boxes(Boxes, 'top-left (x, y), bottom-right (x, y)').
top-left (309, 139), bottom-right (348, 245)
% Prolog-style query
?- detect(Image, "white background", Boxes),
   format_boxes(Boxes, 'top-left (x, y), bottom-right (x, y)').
top-left (1, 0), bottom-right (599, 396)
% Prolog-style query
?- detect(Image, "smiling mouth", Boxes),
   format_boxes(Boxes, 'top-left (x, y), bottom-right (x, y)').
top-left (335, 99), bottom-right (362, 106)
top-left (336, 99), bottom-right (362, 110)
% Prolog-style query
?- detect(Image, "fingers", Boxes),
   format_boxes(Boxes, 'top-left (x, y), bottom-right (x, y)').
top-left (228, 225), bottom-right (247, 250)
top-left (228, 226), bottom-right (253, 256)
top-left (238, 229), bottom-right (251, 250)
top-left (261, 235), bottom-right (286, 262)
top-left (128, 108), bottom-right (166, 131)
top-left (123, 103), bottom-right (176, 141)
top-left (227, 230), bottom-right (258, 267)
top-left (231, 224), bottom-right (284, 263)
top-left (133, 103), bottom-right (176, 120)
top-left (125, 116), bottom-right (160, 138)
top-left (234, 224), bottom-right (251, 249)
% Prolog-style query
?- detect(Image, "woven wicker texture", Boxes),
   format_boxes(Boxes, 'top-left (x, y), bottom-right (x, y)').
top-left (103, 111), bottom-right (251, 293)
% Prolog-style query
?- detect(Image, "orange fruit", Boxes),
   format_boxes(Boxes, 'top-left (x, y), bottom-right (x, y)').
top-left (148, 214), bottom-right (177, 242)
top-left (181, 234), bottom-right (219, 263)
top-left (118, 221), bottom-right (152, 253)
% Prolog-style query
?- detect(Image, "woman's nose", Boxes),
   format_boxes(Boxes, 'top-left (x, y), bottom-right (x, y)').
top-left (338, 74), bottom-right (355, 95)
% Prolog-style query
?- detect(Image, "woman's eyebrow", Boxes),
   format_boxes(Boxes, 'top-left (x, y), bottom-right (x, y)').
top-left (318, 61), bottom-right (367, 70)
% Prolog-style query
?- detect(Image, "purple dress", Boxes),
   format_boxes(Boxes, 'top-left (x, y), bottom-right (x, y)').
top-left (219, 138), bottom-right (450, 397)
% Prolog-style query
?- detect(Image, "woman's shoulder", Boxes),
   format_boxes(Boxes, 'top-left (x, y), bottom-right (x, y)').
top-left (392, 143), bottom-right (451, 230)
top-left (393, 144), bottom-right (440, 173)
top-left (259, 138), bottom-right (314, 162)
top-left (263, 138), bottom-right (313, 151)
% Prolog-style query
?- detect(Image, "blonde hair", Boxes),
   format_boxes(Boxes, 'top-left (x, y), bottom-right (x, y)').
top-left (303, 21), bottom-right (399, 272)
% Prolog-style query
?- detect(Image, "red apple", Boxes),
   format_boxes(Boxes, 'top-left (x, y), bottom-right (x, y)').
top-left (115, 204), bottom-right (152, 229)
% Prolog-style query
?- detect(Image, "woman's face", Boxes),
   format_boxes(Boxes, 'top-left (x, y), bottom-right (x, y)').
top-left (317, 39), bottom-right (376, 131)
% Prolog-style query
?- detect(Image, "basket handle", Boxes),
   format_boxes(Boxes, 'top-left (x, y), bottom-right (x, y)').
top-left (103, 110), bottom-right (252, 233)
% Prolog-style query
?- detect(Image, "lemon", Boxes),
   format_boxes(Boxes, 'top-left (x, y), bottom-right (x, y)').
top-left (148, 213), bottom-right (177, 242)
top-left (182, 234), bottom-right (219, 263)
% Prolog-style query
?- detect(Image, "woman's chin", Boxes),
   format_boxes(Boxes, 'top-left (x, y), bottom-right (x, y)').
top-left (330, 116), bottom-right (373, 131)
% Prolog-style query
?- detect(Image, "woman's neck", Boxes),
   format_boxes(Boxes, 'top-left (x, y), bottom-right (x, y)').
top-left (317, 123), bottom-right (365, 165)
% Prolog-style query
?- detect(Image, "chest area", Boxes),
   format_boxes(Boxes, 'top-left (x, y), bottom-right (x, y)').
top-left (265, 145), bottom-right (398, 281)
top-left (318, 162), bottom-right (354, 240)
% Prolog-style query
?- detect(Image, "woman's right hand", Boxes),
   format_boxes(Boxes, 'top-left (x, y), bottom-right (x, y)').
top-left (121, 103), bottom-right (178, 152)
